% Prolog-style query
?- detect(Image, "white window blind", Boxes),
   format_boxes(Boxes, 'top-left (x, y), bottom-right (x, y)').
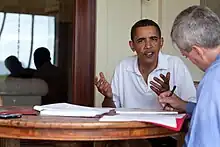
top-left (0, 12), bottom-right (55, 75)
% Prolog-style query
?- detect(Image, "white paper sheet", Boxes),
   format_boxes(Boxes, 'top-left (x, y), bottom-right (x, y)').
top-left (99, 114), bottom-right (186, 128)
top-left (115, 108), bottom-right (178, 115)
top-left (33, 103), bottom-right (113, 117)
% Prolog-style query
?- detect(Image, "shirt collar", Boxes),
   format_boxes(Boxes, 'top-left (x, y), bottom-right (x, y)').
top-left (216, 54), bottom-right (220, 61)
top-left (126, 51), bottom-right (168, 75)
top-left (155, 52), bottom-right (169, 71)
top-left (205, 54), bottom-right (220, 72)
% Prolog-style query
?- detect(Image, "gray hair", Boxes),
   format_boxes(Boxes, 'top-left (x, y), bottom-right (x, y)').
top-left (171, 5), bottom-right (220, 52)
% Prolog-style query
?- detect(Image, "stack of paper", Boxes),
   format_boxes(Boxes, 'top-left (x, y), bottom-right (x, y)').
top-left (115, 108), bottom-right (178, 115)
top-left (33, 104), bottom-right (187, 131)
top-left (99, 108), bottom-right (187, 131)
top-left (33, 103), bottom-right (113, 117)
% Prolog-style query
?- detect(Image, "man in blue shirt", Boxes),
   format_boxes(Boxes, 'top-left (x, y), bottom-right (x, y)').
top-left (158, 5), bottom-right (220, 147)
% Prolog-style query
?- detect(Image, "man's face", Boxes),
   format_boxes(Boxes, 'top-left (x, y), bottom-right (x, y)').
top-left (129, 26), bottom-right (163, 65)
top-left (34, 56), bottom-right (41, 70)
top-left (180, 48), bottom-right (208, 71)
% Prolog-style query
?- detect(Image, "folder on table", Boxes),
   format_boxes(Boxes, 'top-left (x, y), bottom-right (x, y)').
top-left (99, 112), bottom-right (187, 131)
top-left (0, 106), bottom-right (38, 115)
top-left (148, 114), bottom-right (188, 131)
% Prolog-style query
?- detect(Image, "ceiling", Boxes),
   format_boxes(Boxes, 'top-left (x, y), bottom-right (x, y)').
top-left (0, 0), bottom-right (73, 22)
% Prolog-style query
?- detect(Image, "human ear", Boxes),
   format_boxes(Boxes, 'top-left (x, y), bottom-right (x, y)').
top-left (129, 41), bottom-right (135, 52)
top-left (192, 45), bottom-right (204, 60)
top-left (160, 37), bottom-right (164, 48)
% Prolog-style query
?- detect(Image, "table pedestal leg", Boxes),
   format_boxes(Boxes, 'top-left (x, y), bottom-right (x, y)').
top-left (0, 138), bottom-right (20, 147)
top-left (177, 132), bottom-right (186, 147)
top-left (55, 141), bottom-right (93, 147)
top-left (55, 142), bottom-right (79, 147)
top-left (95, 140), bottom-right (152, 147)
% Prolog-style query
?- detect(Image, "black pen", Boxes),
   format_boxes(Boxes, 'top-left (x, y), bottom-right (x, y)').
top-left (163, 85), bottom-right (176, 110)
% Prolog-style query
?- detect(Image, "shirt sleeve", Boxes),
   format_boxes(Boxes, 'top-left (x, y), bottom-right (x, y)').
top-left (174, 58), bottom-right (197, 103)
top-left (185, 71), bottom-right (220, 147)
top-left (186, 102), bottom-right (196, 115)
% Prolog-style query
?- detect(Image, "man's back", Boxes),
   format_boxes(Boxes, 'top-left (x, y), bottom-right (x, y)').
top-left (34, 62), bottom-right (68, 105)
top-left (185, 55), bottom-right (220, 147)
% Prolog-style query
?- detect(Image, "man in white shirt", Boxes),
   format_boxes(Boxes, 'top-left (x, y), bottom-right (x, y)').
top-left (95, 19), bottom-right (196, 109)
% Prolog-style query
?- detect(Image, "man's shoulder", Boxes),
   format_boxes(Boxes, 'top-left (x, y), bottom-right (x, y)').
top-left (162, 53), bottom-right (184, 63)
top-left (39, 63), bottom-right (61, 73)
top-left (23, 68), bottom-right (36, 74)
top-left (161, 53), bottom-right (187, 69)
top-left (204, 61), bottom-right (220, 81)
top-left (114, 56), bottom-right (137, 72)
top-left (117, 55), bottom-right (137, 66)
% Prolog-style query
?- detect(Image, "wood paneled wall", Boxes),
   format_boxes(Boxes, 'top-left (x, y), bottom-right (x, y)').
top-left (72, 0), bottom-right (96, 107)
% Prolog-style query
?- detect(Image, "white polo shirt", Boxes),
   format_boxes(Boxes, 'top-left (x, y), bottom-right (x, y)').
top-left (111, 52), bottom-right (196, 109)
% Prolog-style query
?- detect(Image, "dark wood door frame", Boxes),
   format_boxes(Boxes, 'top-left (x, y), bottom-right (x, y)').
top-left (72, 0), bottom-right (96, 107)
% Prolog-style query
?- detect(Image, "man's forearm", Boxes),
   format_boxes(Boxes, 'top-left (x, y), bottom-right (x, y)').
top-left (178, 100), bottom-right (188, 112)
top-left (102, 97), bottom-right (116, 108)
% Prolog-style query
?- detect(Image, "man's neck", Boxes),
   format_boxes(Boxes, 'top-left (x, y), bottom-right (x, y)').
top-left (38, 61), bottom-right (51, 69)
top-left (138, 59), bottom-right (158, 81)
top-left (207, 47), bottom-right (220, 65)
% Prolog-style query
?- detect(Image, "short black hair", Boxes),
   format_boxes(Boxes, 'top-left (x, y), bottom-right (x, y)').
top-left (34, 47), bottom-right (51, 69)
top-left (130, 19), bottom-right (161, 41)
top-left (34, 47), bottom-right (51, 61)
top-left (4, 55), bottom-right (21, 68)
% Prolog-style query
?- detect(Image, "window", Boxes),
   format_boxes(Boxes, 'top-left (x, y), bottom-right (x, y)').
top-left (0, 12), bottom-right (55, 75)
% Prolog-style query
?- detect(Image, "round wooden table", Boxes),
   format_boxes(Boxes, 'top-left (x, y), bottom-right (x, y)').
top-left (0, 115), bottom-right (185, 147)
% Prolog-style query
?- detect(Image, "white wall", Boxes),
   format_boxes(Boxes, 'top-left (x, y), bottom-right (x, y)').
top-left (95, 0), bottom-right (203, 106)
top-left (202, 0), bottom-right (220, 17)
top-left (141, 0), bottom-right (203, 81)
top-left (161, 0), bottom-right (204, 81)
top-left (95, 0), bottom-right (141, 106)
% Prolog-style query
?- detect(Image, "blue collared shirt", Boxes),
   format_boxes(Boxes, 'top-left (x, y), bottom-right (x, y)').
top-left (184, 55), bottom-right (220, 147)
